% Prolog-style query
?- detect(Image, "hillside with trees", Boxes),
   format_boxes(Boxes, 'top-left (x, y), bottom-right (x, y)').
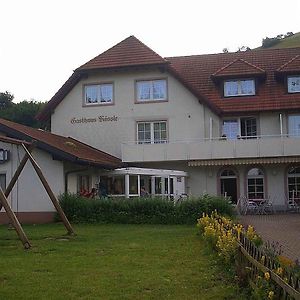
top-left (259, 32), bottom-right (300, 49)
top-left (0, 91), bottom-right (49, 129)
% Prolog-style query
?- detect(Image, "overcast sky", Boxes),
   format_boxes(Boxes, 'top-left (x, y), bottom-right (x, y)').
top-left (0, 0), bottom-right (299, 103)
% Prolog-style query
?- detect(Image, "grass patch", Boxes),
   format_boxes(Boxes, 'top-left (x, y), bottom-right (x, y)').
top-left (0, 223), bottom-right (246, 299)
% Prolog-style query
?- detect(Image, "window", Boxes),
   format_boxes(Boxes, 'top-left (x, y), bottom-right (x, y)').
top-left (287, 166), bottom-right (300, 201)
top-left (100, 176), bottom-right (125, 195)
top-left (77, 175), bottom-right (89, 193)
top-left (136, 79), bottom-right (167, 102)
top-left (287, 76), bottom-right (300, 93)
top-left (137, 121), bottom-right (167, 144)
top-left (0, 174), bottom-right (6, 191)
top-left (222, 117), bottom-right (257, 139)
top-left (247, 168), bottom-right (264, 199)
top-left (288, 115), bottom-right (300, 137)
top-left (224, 79), bottom-right (255, 97)
top-left (84, 83), bottom-right (113, 105)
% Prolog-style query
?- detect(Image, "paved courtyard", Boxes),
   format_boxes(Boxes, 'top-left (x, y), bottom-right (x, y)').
top-left (240, 214), bottom-right (300, 262)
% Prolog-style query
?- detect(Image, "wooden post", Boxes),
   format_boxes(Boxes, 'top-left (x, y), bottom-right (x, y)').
top-left (22, 144), bottom-right (75, 235)
top-left (0, 187), bottom-right (31, 249)
top-left (5, 145), bottom-right (33, 198)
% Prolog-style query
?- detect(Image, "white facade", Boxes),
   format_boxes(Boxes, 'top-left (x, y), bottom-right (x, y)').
top-left (51, 70), bottom-right (210, 158)
top-left (48, 65), bottom-right (300, 211)
top-left (0, 141), bottom-right (64, 222)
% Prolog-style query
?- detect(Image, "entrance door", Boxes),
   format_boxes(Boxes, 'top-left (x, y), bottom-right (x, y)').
top-left (220, 170), bottom-right (238, 203)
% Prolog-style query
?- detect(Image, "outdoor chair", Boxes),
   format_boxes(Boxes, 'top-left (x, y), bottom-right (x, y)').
top-left (257, 196), bottom-right (275, 214)
top-left (237, 196), bottom-right (259, 215)
top-left (244, 198), bottom-right (259, 215)
top-left (287, 197), bottom-right (300, 213)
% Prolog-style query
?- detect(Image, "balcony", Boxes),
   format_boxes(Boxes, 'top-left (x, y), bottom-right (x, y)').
top-left (121, 135), bottom-right (300, 162)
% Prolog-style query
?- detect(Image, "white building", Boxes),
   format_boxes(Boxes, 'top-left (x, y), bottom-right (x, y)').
top-left (0, 118), bottom-right (121, 223)
top-left (9, 36), bottom-right (300, 213)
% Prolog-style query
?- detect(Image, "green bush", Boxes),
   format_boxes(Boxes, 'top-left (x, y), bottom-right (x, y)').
top-left (58, 193), bottom-right (234, 225)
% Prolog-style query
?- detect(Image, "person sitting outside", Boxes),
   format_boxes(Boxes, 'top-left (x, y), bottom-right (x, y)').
top-left (140, 186), bottom-right (149, 197)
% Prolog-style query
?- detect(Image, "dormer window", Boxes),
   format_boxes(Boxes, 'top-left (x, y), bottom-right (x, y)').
top-left (224, 79), bottom-right (255, 97)
top-left (287, 76), bottom-right (300, 93)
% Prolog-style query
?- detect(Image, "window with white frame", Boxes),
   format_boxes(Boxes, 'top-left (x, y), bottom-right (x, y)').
top-left (288, 115), bottom-right (300, 137)
top-left (136, 79), bottom-right (167, 102)
top-left (137, 121), bottom-right (167, 144)
top-left (287, 166), bottom-right (300, 201)
top-left (247, 168), bottom-right (264, 199)
top-left (222, 117), bottom-right (257, 139)
top-left (84, 83), bottom-right (113, 105)
top-left (287, 76), bottom-right (300, 93)
top-left (224, 79), bottom-right (255, 97)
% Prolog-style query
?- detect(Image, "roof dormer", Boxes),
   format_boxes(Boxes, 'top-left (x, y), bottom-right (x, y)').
top-left (211, 58), bottom-right (266, 82)
top-left (211, 59), bottom-right (266, 98)
top-left (275, 55), bottom-right (300, 93)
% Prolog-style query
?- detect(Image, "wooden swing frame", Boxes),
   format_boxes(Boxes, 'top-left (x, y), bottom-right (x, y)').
top-left (0, 143), bottom-right (75, 249)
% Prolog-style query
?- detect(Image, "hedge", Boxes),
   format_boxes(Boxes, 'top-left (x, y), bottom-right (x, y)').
top-left (58, 193), bottom-right (234, 225)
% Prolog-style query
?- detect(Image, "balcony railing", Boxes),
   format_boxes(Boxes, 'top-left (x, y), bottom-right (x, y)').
top-left (121, 135), bottom-right (300, 162)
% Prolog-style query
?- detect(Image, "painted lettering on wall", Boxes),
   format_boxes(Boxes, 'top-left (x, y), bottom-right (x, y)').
top-left (70, 115), bottom-right (118, 124)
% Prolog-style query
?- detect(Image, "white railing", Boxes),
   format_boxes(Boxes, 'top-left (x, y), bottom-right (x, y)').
top-left (121, 134), bottom-right (300, 162)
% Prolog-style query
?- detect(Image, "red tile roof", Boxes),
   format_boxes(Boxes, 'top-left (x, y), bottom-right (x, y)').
top-left (0, 135), bottom-right (31, 146)
top-left (276, 54), bottom-right (300, 73)
top-left (166, 47), bottom-right (300, 114)
top-left (36, 37), bottom-right (300, 120)
top-left (0, 118), bottom-right (122, 168)
top-left (77, 35), bottom-right (168, 71)
top-left (211, 58), bottom-right (265, 78)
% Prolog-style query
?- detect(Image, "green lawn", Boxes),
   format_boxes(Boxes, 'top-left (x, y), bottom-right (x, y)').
top-left (0, 224), bottom-right (246, 299)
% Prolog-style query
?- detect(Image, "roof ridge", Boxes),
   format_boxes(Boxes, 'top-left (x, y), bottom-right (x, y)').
top-left (238, 58), bottom-right (265, 72)
top-left (165, 46), bottom-right (300, 60)
top-left (76, 36), bottom-right (135, 71)
top-left (212, 58), bottom-right (265, 76)
top-left (277, 54), bottom-right (300, 71)
top-left (77, 35), bottom-right (167, 71)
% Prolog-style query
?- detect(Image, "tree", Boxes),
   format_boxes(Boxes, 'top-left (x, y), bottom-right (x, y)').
top-left (0, 93), bottom-right (49, 129)
top-left (0, 91), bottom-right (14, 110)
top-left (262, 32), bottom-right (294, 48)
top-left (237, 46), bottom-right (251, 52)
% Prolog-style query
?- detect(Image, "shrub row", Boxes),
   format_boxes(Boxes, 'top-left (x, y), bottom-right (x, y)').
top-left (58, 193), bottom-right (234, 225)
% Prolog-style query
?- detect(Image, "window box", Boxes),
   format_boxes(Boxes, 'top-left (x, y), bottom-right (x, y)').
top-left (84, 83), bottom-right (113, 105)
top-left (136, 79), bottom-right (167, 102)
top-left (224, 79), bottom-right (255, 97)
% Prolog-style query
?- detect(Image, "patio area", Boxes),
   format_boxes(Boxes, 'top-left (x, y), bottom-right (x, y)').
top-left (240, 214), bottom-right (300, 262)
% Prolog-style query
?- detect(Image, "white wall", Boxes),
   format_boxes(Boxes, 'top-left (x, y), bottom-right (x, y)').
top-left (0, 143), bottom-right (64, 213)
top-left (51, 68), bottom-right (214, 158)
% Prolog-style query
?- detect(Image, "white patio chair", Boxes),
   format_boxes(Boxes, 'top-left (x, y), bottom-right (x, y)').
top-left (258, 196), bottom-right (275, 214)
top-left (243, 198), bottom-right (259, 215)
top-left (287, 197), bottom-right (300, 212)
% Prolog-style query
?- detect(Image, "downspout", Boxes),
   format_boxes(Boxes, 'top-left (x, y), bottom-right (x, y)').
top-left (279, 113), bottom-right (283, 136)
